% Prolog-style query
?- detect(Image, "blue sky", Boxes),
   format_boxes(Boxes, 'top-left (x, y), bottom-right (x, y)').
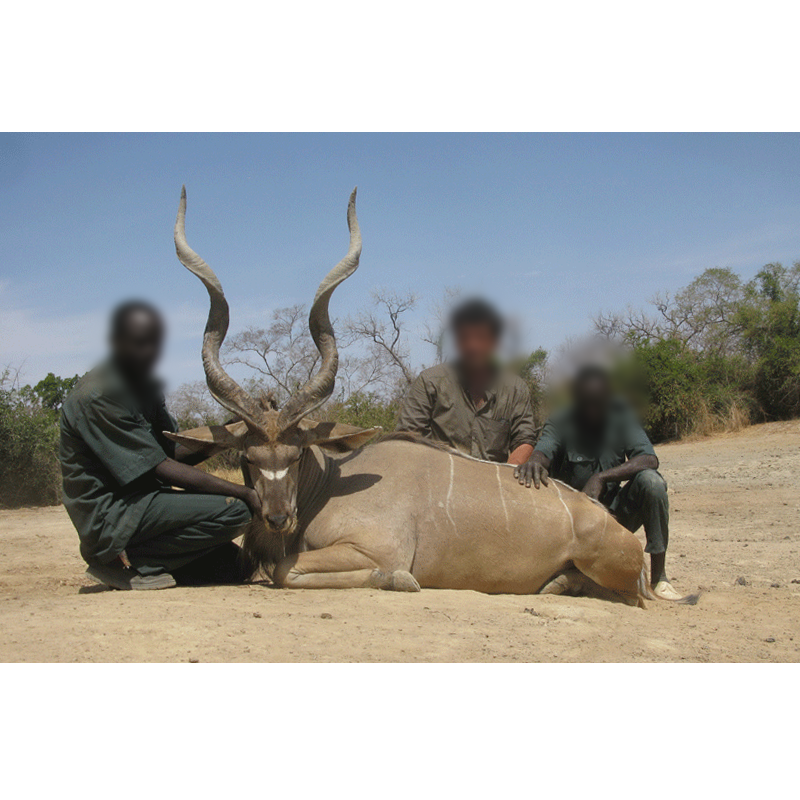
top-left (2, 133), bottom-right (799, 390)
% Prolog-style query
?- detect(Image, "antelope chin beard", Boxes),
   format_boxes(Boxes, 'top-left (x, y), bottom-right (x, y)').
top-left (272, 517), bottom-right (297, 537)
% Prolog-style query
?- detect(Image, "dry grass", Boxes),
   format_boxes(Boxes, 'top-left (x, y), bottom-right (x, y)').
top-left (210, 468), bottom-right (245, 485)
top-left (683, 399), bottom-right (753, 441)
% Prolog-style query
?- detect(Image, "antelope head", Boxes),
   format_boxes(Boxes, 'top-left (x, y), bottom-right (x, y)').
top-left (164, 186), bottom-right (380, 537)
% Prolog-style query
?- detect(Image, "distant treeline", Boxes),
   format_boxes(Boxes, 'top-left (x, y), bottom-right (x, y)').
top-left (3, 259), bottom-right (799, 507)
top-left (594, 261), bottom-right (800, 440)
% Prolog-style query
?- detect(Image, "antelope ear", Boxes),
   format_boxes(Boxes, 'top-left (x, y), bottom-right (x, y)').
top-left (163, 420), bottom-right (249, 452)
top-left (298, 420), bottom-right (382, 453)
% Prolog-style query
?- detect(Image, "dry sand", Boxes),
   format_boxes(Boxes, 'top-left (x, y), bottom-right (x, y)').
top-left (1, 420), bottom-right (799, 662)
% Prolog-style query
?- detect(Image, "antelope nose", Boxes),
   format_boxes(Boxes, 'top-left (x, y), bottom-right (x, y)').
top-left (267, 514), bottom-right (289, 530)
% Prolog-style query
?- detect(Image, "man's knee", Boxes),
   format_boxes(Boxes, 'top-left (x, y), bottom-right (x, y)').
top-left (219, 497), bottom-right (253, 529)
top-left (631, 470), bottom-right (668, 504)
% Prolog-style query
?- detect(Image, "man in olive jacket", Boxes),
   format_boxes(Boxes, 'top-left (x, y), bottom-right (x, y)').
top-left (397, 299), bottom-right (537, 466)
top-left (60, 301), bottom-right (260, 590)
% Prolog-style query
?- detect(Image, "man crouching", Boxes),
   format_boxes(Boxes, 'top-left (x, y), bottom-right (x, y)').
top-left (515, 365), bottom-right (682, 601)
top-left (59, 301), bottom-right (260, 590)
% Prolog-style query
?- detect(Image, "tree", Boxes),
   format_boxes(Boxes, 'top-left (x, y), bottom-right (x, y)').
top-left (167, 380), bottom-right (226, 430)
top-left (510, 347), bottom-right (549, 427)
top-left (222, 303), bottom-right (400, 407)
top-left (738, 261), bottom-right (800, 419)
top-left (421, 286), bottom-right (462, 364)
top-left (594, 267), bottom-right (745, 356)
top-left (343, 288), bottom-right (418, 391)
top-left (20, 372), bottom-right (80, 411)
top-left (223, 305), bottom-right (321, 405)
top-left (0, 368), bottom-right (61, 507)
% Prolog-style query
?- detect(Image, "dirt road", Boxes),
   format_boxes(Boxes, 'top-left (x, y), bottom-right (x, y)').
top-left (2, 421), bottom-right (799, 662)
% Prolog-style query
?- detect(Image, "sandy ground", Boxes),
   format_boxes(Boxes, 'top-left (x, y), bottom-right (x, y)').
top-left (1, 421), bottom-right (799, 662)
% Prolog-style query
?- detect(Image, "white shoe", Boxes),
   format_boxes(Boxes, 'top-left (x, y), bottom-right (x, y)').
top-left (652, 580), bottom-right (683, 601)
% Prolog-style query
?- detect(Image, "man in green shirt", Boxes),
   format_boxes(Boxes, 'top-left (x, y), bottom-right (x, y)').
top-left (60, 301), bottom-right (260, 590)
top-left (397, 299), bottom-right (537, 465)
top-left (514, 365), bottom-right (681, 600)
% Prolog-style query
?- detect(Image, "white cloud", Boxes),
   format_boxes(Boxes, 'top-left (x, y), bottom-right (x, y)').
top-left (0, 305), bottom-right (107, 383)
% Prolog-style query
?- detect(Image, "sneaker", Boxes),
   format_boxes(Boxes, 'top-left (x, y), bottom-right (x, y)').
top-left (85, 564), bottom-right (176, 591)
top-left (652, 579), bottom-right (683, 601)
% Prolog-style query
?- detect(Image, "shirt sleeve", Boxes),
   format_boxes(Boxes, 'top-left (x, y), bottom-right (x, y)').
top-left (534, 414), bottom-right (563, 462)
top-left (74, 393), bottom-right (169, 487)
top-left (623, 412), bottom-right (657, 460)
top-left (154, 401), bottom-right (178, 459)
top-left (396, 374), bottom-right (434, 436)
top-left (508, 384), bottom-right (538, 451)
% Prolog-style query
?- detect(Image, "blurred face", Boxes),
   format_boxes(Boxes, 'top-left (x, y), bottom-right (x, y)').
top-left (112, 309), bottom-right (164, 381)
top-left (573, 375), bottom-right (611, 429)
top-left (454, 322), bottom-right (499, 373)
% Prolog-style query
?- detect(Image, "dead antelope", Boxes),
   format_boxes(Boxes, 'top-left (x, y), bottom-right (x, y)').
top-left (166, 187), bottom-right (694, 606)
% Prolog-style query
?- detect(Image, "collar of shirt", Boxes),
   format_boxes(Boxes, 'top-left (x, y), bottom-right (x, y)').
top-left (452, 362), bottom-right (499, 414)
top-left (104, 358), bottom-right (166, 406)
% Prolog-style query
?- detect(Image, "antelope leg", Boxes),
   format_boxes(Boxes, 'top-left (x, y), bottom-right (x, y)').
top-left (273, 545), bottom-right (419, 591)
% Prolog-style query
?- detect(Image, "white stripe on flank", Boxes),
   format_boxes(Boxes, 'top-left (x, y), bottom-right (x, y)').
top-left (553, 481), bottom-right (575, 539)
top-left (445, 454), bottom-right (456, 532)
top-left (554, 479), bottom-right (578, 492)
top-left (260, 468), bottom-right (288, 481)
top-left (529, 484), bottom-right (537, 512)
top-left (495, 464), bottom-right (510, 531)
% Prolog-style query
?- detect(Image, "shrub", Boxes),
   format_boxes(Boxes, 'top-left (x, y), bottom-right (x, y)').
top-left (328, 392), bottom-right (400, 433)
top-left (620, 340), bottom-right (758, 442)
top-left (0, 379), bottom-right (61, 507)
top-left (738, 262), bottom-right (800, 420)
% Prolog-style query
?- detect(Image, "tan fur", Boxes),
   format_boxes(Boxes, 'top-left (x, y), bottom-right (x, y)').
top-left (255, 438), bottom-right (655, 605)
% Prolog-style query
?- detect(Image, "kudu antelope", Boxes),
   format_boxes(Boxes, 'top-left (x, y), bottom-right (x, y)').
top-left (166, 187), bottom-right (693, 606)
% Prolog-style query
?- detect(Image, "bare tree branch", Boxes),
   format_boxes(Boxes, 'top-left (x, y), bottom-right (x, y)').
top-left (343, 289), bottom-right (418, 387)
top-left (421, 286), bottom-right (462, 364)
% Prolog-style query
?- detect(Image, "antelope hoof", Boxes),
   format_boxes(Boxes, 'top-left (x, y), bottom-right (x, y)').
top-left (539, 569), bottom-right (584, 597)
top-left (390, 570), bottom-right (421, 592)
top-left (368, 569), bottom-right (392, 589)
top-left (368, 569), bottom-right (421, 592)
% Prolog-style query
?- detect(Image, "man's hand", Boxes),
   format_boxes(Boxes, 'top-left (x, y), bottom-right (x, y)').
top-left (515, 455), bottom-right (550, 488)
top-left (582, 473), bottom-right (606, 501)
top-left (507, 443), bottom-right (534, 466)
top-left (240, 486), bottom-right (261, 519)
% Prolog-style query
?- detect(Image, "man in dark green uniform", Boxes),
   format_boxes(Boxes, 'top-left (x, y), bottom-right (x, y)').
top-left (514, 365), bottom-right (681, 600)
top-left (60, 301), bottom-right (260, 590)
top-left (397, 299), bottom-right (537, 465)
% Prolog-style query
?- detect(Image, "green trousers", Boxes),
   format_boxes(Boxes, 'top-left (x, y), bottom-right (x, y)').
top-left (606, 469), bottom-right (669, 555)
top-left (125, 491), bottom-right (252, 576)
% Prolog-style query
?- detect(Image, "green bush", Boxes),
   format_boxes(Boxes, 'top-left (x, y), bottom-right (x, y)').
top-left (328, 392), bottom-right (400, 433)
top-left (0, 381), bottom-right (61, 507)
top-left (738, 262), bottom-right (800, 420)
top-left (618, 340), bottom-right (757, 442)
top-left (511, 347), bottom-right (549, 428)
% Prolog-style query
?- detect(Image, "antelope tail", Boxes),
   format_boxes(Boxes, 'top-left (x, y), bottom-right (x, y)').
top-left (637, 563), bottom-right (701, 607)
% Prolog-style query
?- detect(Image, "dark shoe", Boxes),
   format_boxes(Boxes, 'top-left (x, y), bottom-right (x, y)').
top-left (130, 573), bottom-right (177, 590)
top-left (85, 563), bottom-right (132, 590)
top-left (85, 564), bottom-right (176, 591)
